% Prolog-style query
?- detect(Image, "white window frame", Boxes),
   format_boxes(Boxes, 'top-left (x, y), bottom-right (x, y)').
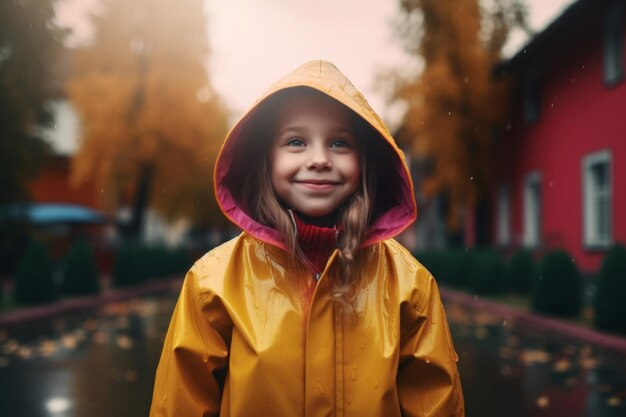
top-left (523, 172), bottom-right (542, 248)
top-left (603, 0), bottom-right (624, 86)
top-left (582, 150), bottom-right (613, 248)
top-left (497, 184), bottom-right (511, 246)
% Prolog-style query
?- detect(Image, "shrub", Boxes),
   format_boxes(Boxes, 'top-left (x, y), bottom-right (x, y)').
top-left (14, 240), bottom-right (57, 304)
top-left (112, 243), bottom-right (145, 287)
top-left (468, 249), bottom-right (503, 294)
top-left (112, 244), bottom-right (190, 287)
top-left (62, 240), bottom-right (100, 296)
top-left (532, 250), bottom-right (581, 317)
top-left (506, 249), bottom-right (534, 293)
top-left (415, 249), bottom-right (470, 287)
top-left (594, 245), bottom-right (626, 335)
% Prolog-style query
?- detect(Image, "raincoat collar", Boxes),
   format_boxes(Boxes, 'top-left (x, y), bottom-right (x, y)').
top-left (214, 60), bottom-right (417, 250)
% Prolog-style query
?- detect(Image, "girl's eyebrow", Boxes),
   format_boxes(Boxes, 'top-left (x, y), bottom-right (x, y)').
top-left (330, 127), bottom-right (355, 134)
top-left (277, 125), bottom-right (354, 135)
top-left (277, 126), bottom-right (307, 136)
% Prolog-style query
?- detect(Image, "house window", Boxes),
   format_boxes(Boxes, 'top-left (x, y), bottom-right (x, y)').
top-left (583, 150), bottom-right (612, 247)
top-left (497, 184), bottom-right (511, 246)
top-left (523, 172), bottom-right (541, 248)
top-left (604, 0), bottom-right (624, 86)
top-left (524, 64), bottom-right (541, 123)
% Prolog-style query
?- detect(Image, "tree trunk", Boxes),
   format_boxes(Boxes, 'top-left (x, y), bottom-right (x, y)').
top-left (128, 162), bottom-right (154, 241)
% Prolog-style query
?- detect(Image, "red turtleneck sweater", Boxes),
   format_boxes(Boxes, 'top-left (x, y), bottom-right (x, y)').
top-left (293, 213), bottom-right (337, 274)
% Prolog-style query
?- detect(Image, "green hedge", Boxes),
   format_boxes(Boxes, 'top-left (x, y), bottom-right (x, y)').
top-left (594, 245), bottom-right (626, 335)
top-left (532, 250), bottom-right (581, 317)
top-left (468, 249), bottom-right (503, 294)
top-left (112, 244), bottom-right (190, 287)
top-left (14, 240), bottom-right (57, 304)
top-left (62, 240), bottom-right (100, 296)
top-left (505, 249), bottom-right (534, 293)
top-left (415, 249), bottom-right (470, 287)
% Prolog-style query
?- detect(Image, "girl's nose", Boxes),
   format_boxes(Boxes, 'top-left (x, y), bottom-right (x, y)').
top-left (306, 145), bottom-right (331, 170)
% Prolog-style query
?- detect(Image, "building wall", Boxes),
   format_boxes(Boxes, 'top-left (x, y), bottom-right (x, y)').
top-left (28, 156), bottom-right (101, 209)
top-left (494, 15), bottom-right (626, 271)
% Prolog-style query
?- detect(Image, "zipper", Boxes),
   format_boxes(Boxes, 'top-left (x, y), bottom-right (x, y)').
top-left (303, 250), bottom-right (338, 417)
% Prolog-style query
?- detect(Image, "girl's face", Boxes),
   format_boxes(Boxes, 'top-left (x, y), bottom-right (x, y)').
top-left (270, 93), bottom-right (361, 218)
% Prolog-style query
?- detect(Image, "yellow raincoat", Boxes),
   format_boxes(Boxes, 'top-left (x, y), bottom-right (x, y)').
top-left (150, 60), bottom-right (464, 417)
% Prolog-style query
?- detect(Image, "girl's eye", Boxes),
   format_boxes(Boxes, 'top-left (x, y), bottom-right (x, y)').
top-left (330, 139), bottom-right (351, 148)
top-left (286, 138), bottom-right (305, 147)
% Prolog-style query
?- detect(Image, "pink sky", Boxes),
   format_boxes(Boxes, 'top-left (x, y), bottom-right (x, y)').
top-left (54, 0), bottom-right (574, 127)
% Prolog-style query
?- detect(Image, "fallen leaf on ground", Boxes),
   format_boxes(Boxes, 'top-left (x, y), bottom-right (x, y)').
top-left (61, 334), bottom-right (78, 350)
top-left (520, 349), bottom-right (551, 364)
top-left (553, 358), bottom-right (571, 372)
top-left (116, 335), bottom-right (133, 349)
top-left (84, 319), bottom-right (98, 331)
top-left (579, 356), bottom-right (598, 370)
top-left (17, 346), bottom-right (33, 359)
top-left (474, 327), bottom-right (489, 340)
top-left (2, 339), bottom-right (19, 355)
top-left (506, 335), bottom-right (520, 346)
top-left (499, 346), bottom-right (514, 358)
top-left (607, 397), bottom-right (621, 407)
top-left (536, 396), bottom-right (550, 409)
top-left (564, 377), bottom-right (578, 387)
top-left (39, 340), bottom-right (58, 357)
top-left (93, 331), bottom-right (109, 344)
top-left (124, 371), bottom-right (137, 381)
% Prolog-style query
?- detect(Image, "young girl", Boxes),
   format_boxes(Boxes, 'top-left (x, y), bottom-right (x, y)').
top-left (150, 60), bottom-right (464, 417)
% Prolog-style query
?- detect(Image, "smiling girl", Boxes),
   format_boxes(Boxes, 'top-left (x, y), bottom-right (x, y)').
top-left (150, 60), bottom-right (464, 417)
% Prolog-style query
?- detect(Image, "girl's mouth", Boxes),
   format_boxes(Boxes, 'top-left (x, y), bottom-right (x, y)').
top-left (294, 179), bottom-right (340, 190)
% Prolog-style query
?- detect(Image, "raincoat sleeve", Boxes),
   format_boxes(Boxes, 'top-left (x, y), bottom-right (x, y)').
top-left (149, 265), bottom-right (231, 417)
top-left (397, 267), bottom-right (464, 417)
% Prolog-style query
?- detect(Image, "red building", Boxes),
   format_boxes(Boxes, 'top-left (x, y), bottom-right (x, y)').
top-left (489, 0), bottom-right (626, 272)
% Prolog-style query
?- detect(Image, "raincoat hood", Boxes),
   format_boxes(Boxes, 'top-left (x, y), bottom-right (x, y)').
top-left (214, 60), bottom-right (416, 249)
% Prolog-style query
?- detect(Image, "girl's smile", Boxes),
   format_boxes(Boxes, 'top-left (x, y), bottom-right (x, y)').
top-left (270, 93), bottom-right (361, 218)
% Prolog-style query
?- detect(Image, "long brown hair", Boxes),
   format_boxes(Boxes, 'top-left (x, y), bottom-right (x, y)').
top-left (226, 87), bottom-right (378, 304)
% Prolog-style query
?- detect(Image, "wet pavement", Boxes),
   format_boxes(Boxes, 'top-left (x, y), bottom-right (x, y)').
top-left (0, 287), bottom-right (625, 417)
top-left (447, 303), bottom-right (626, 417)
top-left (0, 292), bottom-right (175, 417)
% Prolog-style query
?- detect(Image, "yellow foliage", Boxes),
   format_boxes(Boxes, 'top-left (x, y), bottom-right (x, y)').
top-left (68, 0), bottom-right (228, 226)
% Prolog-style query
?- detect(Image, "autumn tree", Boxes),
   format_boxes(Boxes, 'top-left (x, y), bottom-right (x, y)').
top-left (393, 0), bottom-right (530, 232)
top-left (69, 0), bottom-right (228, 239)
top-left (0, 0), bottom-right (66, 205)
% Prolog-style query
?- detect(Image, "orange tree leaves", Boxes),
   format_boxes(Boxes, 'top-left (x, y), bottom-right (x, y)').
top-left (68, 0), bottom-right (228, 228)
top-left (394, 0), bottom-right (529, 230)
